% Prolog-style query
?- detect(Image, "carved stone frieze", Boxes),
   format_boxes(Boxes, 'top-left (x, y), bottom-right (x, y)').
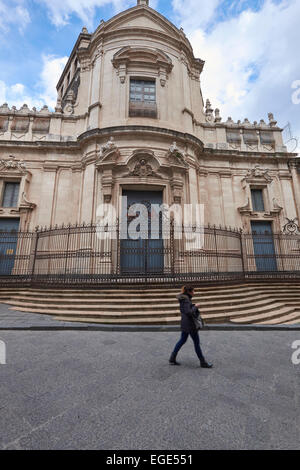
top-left (0, 156), bottom-right (26, 173)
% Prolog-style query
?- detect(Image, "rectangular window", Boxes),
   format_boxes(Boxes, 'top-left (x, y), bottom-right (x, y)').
top-left (129, 79), bottom-right (157, 118)
top-left (2, 182), bottom-right (20, 208)
top-left (130, 79), bottom-right (156, 103)
top-left (251, 189), bottom-right (265, 212)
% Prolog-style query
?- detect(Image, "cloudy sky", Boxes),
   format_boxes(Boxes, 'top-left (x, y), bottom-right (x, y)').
top-left (0, 0), bottom-right (299, 151)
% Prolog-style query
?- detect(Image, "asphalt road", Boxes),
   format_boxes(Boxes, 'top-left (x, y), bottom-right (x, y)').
top-left (0, 329), bottom-right (299, 450)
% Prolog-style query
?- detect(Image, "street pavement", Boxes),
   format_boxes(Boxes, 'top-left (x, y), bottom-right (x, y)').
top-left (0, 327), bottom-right (299, 450)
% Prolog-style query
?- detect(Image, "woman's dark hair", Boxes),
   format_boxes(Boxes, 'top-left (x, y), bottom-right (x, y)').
top-left (181, 285), bottom-right (195, 295)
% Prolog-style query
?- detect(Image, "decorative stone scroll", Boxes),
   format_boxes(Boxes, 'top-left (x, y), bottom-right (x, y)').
top-left (20, 191), bottom-right (36, 210)
top-left (283, 218), bottom-right (300, 235)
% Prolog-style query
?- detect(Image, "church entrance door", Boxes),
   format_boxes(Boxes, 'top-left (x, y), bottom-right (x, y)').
top-left (120, 190), bottom-right (164, 274)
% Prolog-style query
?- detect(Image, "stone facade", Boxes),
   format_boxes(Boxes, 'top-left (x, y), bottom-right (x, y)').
top-left (0, 0), bottom-right (299, 234)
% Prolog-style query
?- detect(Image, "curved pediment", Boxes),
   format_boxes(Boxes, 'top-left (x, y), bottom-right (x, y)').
top-left (98, 5), bottom-right (189, 45)
top-left (112, 46), bottom-right (173, 73)
top-left (112, 46), bottom-right (173, 86)
top-left (92, 5), bottom-right (203, 74)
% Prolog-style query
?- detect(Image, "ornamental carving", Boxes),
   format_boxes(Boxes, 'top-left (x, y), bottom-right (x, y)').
top-left (0, 156), bottom-right (26, 172)
top-left (166, 142), bottom-right (188, 168)
top-left (244, 165), bottom-right (273, 183)
top-left (130, 159), bottom-right (156, 178)
top-left (283, 218), bottom-right (300, 235)
top-left (20, 191), bottom-right (36, 210)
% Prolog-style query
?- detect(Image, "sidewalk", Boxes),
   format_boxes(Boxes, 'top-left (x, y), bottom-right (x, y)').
top-left (0, 328), bottom-right (299, 449)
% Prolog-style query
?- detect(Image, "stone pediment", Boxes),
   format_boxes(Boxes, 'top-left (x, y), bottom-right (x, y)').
top-left (111, 14), bottom-right (167, 34)
top-left (112, 46), bottom-right (173, 73)
top-left (103, 7), bottom-right (183, 42)
top-left (112, 46), bottom-right (173, 85)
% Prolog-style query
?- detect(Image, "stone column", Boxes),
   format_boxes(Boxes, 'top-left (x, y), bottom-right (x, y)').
top-left (220, 171), bottom-right (235, 228)
top-left (289, 161), bottom-right (300, 220)
top-left (80, 163), bottom-right (96, 224)
top-left (38, 164), bottom-right (58, 227)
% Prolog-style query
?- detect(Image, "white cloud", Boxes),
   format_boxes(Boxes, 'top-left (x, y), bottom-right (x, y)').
top-left (0, 55), bottom-right (67, 111)
top-left (11, 83), bottom-right (25, 95)
top-left (172, 0), bottom-right (221, 31)
top-left (0, 0), bottom-right (30, 33)
top-left (38, 55), bottom-right (68, 107)
top-left (0, 80), bottom-right (43, 109)
top-left (174, 0), bottom-right (300, 153)
top-left (34, 0), bottom-right (135, 28)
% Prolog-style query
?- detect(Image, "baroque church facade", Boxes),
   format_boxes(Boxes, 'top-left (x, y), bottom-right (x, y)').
top-left (0, 0), bottom-right (299, 279)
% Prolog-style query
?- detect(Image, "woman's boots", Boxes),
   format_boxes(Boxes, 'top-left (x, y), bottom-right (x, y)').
top-left (200, 360), bottom-right (213, 368)
top-left (169, 352), bottom-right (181, 366)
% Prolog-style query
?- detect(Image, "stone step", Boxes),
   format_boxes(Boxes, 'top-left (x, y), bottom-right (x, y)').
top-left (0, 290), bottom-right (272, 307)
top-left (9, 301), bottom-right (286, 322)
top-left (201, 297), bottom-right (284, 314)
top-left (2, 283), bottom-right (300, 293)
top-left (51, 316), bottom-right (181, 325)
top-left (3, 282), bottom-right (300, 325)
top-left (4, 294), bottom-right (283, 313)
top-left (1, 283), bottom-right (300, 296)
top-left (1, 289), bottom-right (300, 306)
top-left (204, 302), bottom-right (288, 321)
top-left (9, 306), bottom-right (181, 320)
top-left (229, 305), bottom-right (295, 324)
top-left (255, 310), bottom-right (300, 325)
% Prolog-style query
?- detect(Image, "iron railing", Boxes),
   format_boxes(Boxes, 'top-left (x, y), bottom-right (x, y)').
top-left (1, 223), bottom-right (300, 286)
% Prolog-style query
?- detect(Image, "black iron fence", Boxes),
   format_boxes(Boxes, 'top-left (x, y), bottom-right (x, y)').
top-left (1, 223), bottom-right (300, 287)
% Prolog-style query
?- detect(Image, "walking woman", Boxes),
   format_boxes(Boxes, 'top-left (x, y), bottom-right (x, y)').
top-left (169, 286), bottom-right (213, 368)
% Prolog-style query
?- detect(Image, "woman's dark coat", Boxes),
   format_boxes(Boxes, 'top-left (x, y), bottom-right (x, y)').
top-left (177, 293), bottom-right (198, 333)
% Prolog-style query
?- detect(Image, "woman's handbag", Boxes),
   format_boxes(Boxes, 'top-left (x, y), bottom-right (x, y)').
top-left (192, 307), bottom-right (204, 330)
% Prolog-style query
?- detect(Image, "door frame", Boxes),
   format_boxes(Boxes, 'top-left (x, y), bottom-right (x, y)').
top-left (251, 220), bottom-right (277, 272)
top-left (0, 218), bottom-right (20, 275)
top-left (119, 188), bottom-right (165, 275)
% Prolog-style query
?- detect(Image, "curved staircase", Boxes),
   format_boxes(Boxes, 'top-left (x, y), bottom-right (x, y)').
top-left (0, 282), bottom-right (300, 325)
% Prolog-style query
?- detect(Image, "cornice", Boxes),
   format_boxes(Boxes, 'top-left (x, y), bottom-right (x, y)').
top-left (78, 125), bottom-right (204, 151)
top-left (0, 140), bottom-right (80, 151)
top-left (203, 147), bottom-right (296, 162)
